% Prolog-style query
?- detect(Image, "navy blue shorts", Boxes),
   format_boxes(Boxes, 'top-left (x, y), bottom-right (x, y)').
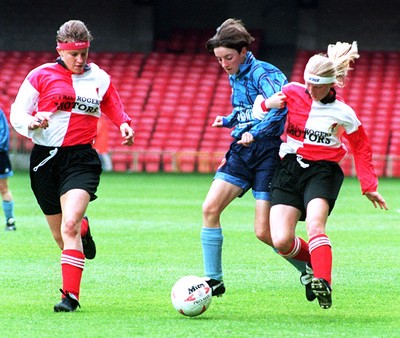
top-left (0, 151), bottom-right (13, 178)
top-left (271, 154), bottom-right (344, 221)
top-left (214, 136), bottom-right (282, 201)
top-left (30, 144), bottom-right (102, 215)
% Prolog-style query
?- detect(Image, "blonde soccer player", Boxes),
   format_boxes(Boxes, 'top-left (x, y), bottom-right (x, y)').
top-left (254, 41), bottom-right (387, 309)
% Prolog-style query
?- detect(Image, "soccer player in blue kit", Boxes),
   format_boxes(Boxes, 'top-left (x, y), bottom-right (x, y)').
top-left (201, 18), bottom-right (313, 298)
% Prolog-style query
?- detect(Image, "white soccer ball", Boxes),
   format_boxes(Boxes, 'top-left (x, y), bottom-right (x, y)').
top-left (171, 275), bottom-right (212, 317)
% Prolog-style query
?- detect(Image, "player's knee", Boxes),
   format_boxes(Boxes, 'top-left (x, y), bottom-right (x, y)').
top-left (254, 228), bottom-right (273, 246)
top-left (306, 220), bottom-right (325, 238)
top-left (202, 201), bottom-right (220, 219)
top-left (62, 219), bottom-right (80, 238)
top-left (271, 235), bottom-right (292, 253)
top-left (0, 184), bottom-right (8, 196)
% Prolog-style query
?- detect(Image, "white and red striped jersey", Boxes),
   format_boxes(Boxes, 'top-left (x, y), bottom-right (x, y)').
top-left (10, 61), bottom-right (131, 147)
top-left (280, 82), bottom-right (378, 193)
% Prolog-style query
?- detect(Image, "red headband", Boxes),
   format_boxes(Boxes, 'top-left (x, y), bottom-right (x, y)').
top-left (57, 41), bottom-right (90, 50)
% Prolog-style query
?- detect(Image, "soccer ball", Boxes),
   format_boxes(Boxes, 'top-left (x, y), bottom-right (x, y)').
top-left (171, 275), bottom-right (212, 317)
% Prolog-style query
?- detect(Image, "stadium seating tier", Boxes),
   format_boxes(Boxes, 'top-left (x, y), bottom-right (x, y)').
top-left (1, 33), bottom-right (399, 175)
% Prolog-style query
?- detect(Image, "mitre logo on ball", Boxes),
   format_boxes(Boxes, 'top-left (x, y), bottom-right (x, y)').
top-left (171, 275), bottom-right (213, 317)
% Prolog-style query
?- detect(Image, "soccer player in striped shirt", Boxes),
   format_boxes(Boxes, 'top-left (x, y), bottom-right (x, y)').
top-left (254, 41), bottom-right (388, 309)
top-left (10, 20), bottom-right (134, 312)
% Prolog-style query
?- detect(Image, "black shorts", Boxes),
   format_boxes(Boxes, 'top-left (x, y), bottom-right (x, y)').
top-left (271, 154), bottom-right (344, 221)
top-left (30, 144), bottom-right (102, 215)
top-left (0, 151), bottom-right (13, 178)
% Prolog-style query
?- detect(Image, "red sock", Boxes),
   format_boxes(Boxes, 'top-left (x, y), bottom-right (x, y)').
top-left (279, 237), bottom-right (310, 262)
top-left (80, 217), bottom-right (88, 237)
top-left (61, 249), bottom-right (85, 300)
top-left (309, 234), bottom-right (332, 285)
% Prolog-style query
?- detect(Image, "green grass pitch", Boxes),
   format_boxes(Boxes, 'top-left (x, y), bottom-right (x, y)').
top-left (1, 171), bottom-right (399, 337)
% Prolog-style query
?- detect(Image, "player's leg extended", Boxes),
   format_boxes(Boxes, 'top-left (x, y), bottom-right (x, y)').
top-left (201, 179), bottom-right (242, 295)
top-left (306, 198), bottom-right (331, 283)
top-left (306, 198), bottom-right (332, 309)
top-left (269, 204), bottom-right (309, 270)
top-left (270, 204), bottom-right (316, 301)
top-left (254, 199), bottom-right (307, 271)
top-left (54, 189), bottom-right (89, 312)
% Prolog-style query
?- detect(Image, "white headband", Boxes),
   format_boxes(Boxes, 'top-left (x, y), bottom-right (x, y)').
top-left (304, 72), bottom-right (336, 84)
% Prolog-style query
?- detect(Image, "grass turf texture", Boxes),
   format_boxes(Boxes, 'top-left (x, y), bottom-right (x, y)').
top-left (1, 171), bottom-right (399, 337)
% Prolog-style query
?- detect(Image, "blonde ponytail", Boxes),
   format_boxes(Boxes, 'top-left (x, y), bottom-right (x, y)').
top-left (304, 41), bottom-right (360, 87)
top-left (327, 41), bottom-right (359, 87)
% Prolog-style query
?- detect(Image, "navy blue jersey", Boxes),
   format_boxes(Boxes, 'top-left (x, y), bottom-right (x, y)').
top-left (222, 51), bottom-right (288, 140)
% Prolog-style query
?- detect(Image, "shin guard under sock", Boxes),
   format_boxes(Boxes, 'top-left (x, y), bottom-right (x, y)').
top-left (201, 227), bottom-right (223, 281)
top-left (61, 249), bottom-right (85, 300)
top-left (309, 234), bottom-right (332, 285)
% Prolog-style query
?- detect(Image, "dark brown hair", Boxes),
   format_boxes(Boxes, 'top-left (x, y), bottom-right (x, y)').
top-left (206, 18), bottom-right (254, 54)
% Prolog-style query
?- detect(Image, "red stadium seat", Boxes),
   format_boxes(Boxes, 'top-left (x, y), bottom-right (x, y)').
top-left (177, 152), bottom-right (197, 172)
top-left (143, 150), bottom-right (162, 172)
top-left (111, 152), bottom-right (134, 172)
top-left (1, 47), bottom-right (399, 175)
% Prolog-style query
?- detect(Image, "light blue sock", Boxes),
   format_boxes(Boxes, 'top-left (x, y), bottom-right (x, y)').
top-left (273, 248), bottom-right (306, 273)
top-left (201, 227), bottom-right (223, 281)
top-left (2, 200), bottom-right (14, 223)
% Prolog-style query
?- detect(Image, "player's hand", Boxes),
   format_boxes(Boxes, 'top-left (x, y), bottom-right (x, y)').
top-left (120, 122), bottom-right (134, 146)
top-left (266, 92), bottom-right (286, 109)
top-left (237, 132), bottom-right (254, 147)
top-left (212, 116), bottom-right (224, 127)
top-left (28, 112), bottom-right (51, 130)
top-left (364, 191), bottom-right (388, 210)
